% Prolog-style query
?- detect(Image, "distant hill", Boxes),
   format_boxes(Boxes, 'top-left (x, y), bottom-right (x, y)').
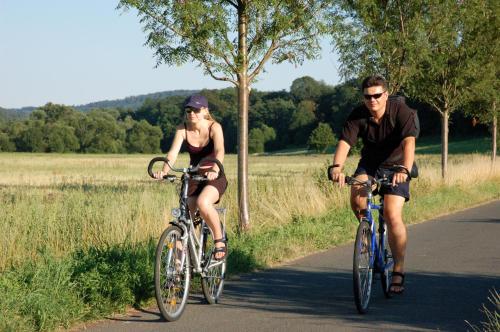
top-left (73, 89), bottom-right (198, 112)
top-left (0, 106), bottom-right (35, 121)
top-left (1, 89), bottom-right (199, 118)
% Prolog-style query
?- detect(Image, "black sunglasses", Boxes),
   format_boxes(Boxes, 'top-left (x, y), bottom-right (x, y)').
top-left (363, 91), bottom-right (386, 100)
top-left (185, 107), bottom-right (202, 114)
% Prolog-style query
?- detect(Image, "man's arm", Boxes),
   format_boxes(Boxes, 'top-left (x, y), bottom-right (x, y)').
top-left (331, 140), bottom-right (351, 187)
top-left (392, 136), bottom-right (415, 185)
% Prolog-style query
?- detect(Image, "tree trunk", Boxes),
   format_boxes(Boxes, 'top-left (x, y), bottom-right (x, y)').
top-left (492, 101), bottom-right (497, 164)
top-left (237, 2), bottom-right (250, 231)
top-left (441, 109), bottom-right (449, 179)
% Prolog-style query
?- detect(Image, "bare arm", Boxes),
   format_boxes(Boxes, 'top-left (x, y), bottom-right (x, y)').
top-left (392, 136), bottom-right (415, 185)
top-left (208, 122), bottom-right (224, 178)
top-left (158, 126), bottom-right (185, 176)
top-left (331, 140), bottom-right (351, 187)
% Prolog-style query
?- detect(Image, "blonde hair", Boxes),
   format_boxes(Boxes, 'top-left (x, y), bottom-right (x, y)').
top-left (203, 108), bottom-right (216, 121)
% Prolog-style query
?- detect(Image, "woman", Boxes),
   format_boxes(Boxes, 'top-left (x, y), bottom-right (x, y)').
top-left (154, 94), bottom-right (228, 260)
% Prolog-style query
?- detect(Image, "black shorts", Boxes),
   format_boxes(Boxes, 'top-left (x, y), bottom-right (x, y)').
top-left (354, 163), bottom-right (410, 202)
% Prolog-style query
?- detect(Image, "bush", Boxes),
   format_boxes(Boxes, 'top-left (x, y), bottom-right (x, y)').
top-left (308, 122), bottom-right (337, 153)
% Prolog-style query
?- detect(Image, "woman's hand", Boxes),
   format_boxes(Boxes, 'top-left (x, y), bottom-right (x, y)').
top-left (205, 170), bottom-right (219, 181)
top-left (153, 170), bottom-right (166, 179)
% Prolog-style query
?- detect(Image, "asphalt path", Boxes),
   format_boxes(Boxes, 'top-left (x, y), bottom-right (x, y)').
top-left (80, 200), bottom-right (500, 332)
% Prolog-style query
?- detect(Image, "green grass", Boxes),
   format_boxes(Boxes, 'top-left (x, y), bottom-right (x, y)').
top-left (0, 142), bottom-right (499, 331)
top-left (416, 136), bottom-right (496, 154)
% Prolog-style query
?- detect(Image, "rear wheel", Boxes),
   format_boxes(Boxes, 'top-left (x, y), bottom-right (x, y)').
top-left (154, 225), bottom-right (190, 321)
top-left (201, 223), bottom-right (227, 304)
top-left (380, 222), bottom-right (393, 298)
top-left (353, 219), bottom-right (373, 314)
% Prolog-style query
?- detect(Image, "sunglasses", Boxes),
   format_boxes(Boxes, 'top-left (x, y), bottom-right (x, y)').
top-left (185, 107), bottom-right (202, 114)
top-left (363, 91), bottom-right (386, 100)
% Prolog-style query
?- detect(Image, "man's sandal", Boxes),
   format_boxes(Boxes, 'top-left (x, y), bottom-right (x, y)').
top-left (213, 238), bottom-right (227, 261)
top-left (389, 271), bottom-right (405, 294)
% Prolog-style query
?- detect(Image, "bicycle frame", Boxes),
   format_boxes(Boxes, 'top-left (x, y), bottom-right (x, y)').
top-left (168, 169), bottom-right (225, 276)
top-left (358, 180), bottom-right (393, 274)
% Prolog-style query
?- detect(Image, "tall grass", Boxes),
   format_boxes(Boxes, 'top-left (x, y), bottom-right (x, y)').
top-left (0, 152), bottom-right (499, 270)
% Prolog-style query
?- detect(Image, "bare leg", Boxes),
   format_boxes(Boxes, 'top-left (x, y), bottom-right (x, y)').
top-left (196, 185), bottom-right (225, 260)
top-left (350, 174), bottom-right (369, 219)
top-left (383, 194), bottom-right (407, 292)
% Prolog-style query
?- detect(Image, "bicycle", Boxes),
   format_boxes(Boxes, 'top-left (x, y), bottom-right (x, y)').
top-left (329, 165), bottom-right (412, 314)
top-left (147, 156), bottom-right (228, 321)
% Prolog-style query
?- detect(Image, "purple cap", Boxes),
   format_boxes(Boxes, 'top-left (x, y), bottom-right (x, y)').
top-left (184, 95), bottom-right (208, 109)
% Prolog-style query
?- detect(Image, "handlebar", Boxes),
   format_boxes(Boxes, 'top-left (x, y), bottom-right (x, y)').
top-left (327, 164), bottom-right (411, 184)
top-left (147, 156), bottom-right (225, 180)
top-left (345, 176), bottom-right (391, 188)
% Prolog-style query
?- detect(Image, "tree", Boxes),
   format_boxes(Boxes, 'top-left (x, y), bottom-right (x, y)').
top-left (75, 110), bottom-right (126, 153)
top-left (118, 0), bottom-right (334, 230)
top-left (405, 0), bottom-right (483, 178)
top-left (248, 124), bottom-right (276, 153)
top-left (290, 76), bottom-right (330, 102)
top-left (308, 122), bottom-right (336, 153)
top-left (330, 1), bottom-right (426, 94)
top-left (462, 0), bottom-right (499, 163)
top-left (0, 131), bottom-right (15, 151)
top-left (46, 122), bottom-right (80, 153)
top-left (126, 120), bottom-right (163, 153)
top-left (289, 100), bottom-right (317, 145)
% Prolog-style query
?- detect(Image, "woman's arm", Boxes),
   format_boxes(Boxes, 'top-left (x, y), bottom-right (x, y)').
top-left (210, 122), bottom-right (225, 175)
top-left (159, 126), bottom-right (185, 175)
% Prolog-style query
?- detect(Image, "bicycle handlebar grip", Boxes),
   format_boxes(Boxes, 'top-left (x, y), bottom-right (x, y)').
top-left (147, 157), bottom-right (168, 179)
top-left (194, 157), bottom-right (225, 178)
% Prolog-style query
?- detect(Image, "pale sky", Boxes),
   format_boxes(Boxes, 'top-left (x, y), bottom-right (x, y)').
top-left (0, 1), bottom-right (340, 109)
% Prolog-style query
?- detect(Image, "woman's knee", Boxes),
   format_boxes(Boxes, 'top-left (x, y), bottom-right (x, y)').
top-left (196, 197), bottom-right (212, 212)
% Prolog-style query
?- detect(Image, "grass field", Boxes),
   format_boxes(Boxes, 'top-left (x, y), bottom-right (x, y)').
top-left (0, 138), bottom-right (499, 331)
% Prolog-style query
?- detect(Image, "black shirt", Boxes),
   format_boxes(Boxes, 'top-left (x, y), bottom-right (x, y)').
top-left (340, 96), bottom-right (418, 168)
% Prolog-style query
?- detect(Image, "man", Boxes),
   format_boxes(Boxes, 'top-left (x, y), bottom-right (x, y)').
top-left (329, 75), bottom-right (418, 294)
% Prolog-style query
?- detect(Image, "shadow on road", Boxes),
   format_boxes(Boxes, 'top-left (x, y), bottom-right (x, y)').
top-left (223, 266), bottom-right (499, 331)
top-left (455, 218), bottom-right (499, 224)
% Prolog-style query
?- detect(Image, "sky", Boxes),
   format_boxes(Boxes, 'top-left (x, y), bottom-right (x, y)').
top-left (0, 1), bottom-right (341, 109)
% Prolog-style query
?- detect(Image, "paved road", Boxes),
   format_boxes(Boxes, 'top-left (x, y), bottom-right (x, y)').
top-left (81, 201), bottom-right (500, 332)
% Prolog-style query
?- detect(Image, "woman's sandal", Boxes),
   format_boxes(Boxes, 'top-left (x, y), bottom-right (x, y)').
top-left (389, 271), bottom-right (405, 294)
top-left (213, 238), bottom-right (227, 261)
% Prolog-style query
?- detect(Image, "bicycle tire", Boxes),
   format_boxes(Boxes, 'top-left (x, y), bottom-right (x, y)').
top-left (353, 219), bottom-right (373, 314)
top-left (201, 223), bottom-right (227, 304)
top-left (380, 223), bottom-right (393, 298)
top-left (154, 225), bottom-right (191, 321)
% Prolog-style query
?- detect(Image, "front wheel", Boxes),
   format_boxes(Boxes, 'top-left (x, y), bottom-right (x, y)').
top-left (353, 219), bottom-right (373, 314)
top-left (154, 225), bottom-right (191, 321)
top-left (380, 223), bottom-right (393, 298)
top-left (201, 223), bottom-right (227, 304)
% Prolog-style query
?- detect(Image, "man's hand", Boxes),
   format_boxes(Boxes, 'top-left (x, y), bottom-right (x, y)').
top-left (330, 166), bottom-right (346, 187)
top-left (391, 171), bottom-right (408, 186)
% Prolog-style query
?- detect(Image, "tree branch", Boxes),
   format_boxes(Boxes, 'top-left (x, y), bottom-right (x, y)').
top-left (222, 0), bottom-right (238, 9)
top-left (248, 39), bottom-right (278, 82)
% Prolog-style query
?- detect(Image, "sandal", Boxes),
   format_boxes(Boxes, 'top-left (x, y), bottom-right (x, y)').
top-left (213, 238), bottom-right (227, 261)
top-left (389, 271), bottom-right (405, 294)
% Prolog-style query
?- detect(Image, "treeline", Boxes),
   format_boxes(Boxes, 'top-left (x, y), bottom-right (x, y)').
top-left (0, 77), bottom-right (487, 154)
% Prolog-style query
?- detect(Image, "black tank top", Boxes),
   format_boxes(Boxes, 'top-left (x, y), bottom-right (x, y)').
top-left (184, 122), bottom-right (215, 167)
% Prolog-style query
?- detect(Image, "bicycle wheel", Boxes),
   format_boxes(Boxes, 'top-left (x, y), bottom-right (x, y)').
top-left (154, 225), bottom-right (191, 321)
top-left (201, 223), bottom-right (227, 304)
top-left (380, 222), bottom-right (393, 298)
top-left (353, 219), bottom-right (373, 314)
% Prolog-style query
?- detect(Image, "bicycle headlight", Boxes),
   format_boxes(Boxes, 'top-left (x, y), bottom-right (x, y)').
top-left (171, 208), bottom-right (181, 218)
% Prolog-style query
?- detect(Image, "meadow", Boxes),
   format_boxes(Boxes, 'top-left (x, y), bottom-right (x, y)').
top-left (0, 144), bottom-right (499, 331)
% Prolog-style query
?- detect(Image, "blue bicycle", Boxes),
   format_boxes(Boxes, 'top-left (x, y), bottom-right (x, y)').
top-left (344, 173), bottom-right (398, 314)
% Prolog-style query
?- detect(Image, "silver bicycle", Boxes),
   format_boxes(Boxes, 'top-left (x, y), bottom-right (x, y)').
top-left (148, 157), bottom-right (228, 321)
